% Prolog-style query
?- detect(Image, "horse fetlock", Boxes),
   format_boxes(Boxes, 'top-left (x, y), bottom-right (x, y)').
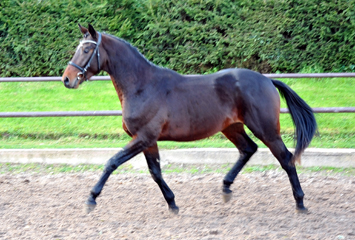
top-left (223, 185), bottom-right (232, 193)
top-left (294, 193), bottom-right (305, 205)
top-left (222, 180), bottom-right (232, 192)
top-left (295, 205), bottom-right (308, 214)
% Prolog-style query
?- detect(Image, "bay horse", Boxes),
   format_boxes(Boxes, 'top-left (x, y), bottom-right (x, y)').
top-left (62, 24), bottom-right (317, 214)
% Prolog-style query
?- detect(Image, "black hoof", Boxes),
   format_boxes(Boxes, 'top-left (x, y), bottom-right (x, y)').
top-left (85, 199), bottom-right (97, 214)
top-left (169, 206), bottom-right (179, 215)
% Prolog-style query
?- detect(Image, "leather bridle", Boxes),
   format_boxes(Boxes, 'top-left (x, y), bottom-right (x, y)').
top-left (68, 32), bottom-right (102, 81)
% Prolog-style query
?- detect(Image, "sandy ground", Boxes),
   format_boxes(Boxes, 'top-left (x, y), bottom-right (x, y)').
top-left (0, 170), bottom-right (355, 239)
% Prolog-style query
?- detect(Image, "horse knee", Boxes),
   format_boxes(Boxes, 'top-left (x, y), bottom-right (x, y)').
top-left (246, 141), bottom-right (258, 155)
top-left (104, 158), bottom-right (119, 172)
top-left (239, 142), bottom-right (257, 163)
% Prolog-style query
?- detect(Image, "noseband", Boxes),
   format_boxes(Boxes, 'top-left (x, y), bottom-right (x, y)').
top-left (69, 32), bottom-right (102, 81)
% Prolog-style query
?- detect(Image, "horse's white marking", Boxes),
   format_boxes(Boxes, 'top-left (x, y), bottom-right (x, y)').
top-left (75, 40), bottom-right (98, 53)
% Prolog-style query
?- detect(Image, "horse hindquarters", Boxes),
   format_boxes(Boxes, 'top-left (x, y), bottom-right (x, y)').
top-left (238, 79), bottom-right (309, 212)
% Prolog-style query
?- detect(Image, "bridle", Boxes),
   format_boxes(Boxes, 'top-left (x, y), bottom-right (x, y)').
top-left (68, 32), bottom-right (102, 81)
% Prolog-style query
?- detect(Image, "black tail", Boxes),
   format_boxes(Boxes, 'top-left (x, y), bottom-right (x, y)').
top-left (272, 79), bottom-right (317, 164)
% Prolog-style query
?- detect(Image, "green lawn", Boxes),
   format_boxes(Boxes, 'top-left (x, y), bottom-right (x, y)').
top-left (0, 77), bottom-right (354, 149)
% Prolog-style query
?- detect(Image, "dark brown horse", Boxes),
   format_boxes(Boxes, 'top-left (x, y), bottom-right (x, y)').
top-left (62, 24), bottom-right (317, 214)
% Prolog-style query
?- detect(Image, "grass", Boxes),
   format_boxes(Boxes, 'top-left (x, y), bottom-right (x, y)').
top-left (1, 162), bottom-right (355, 177)
top-left (0, 77), bottom-right (354, 149)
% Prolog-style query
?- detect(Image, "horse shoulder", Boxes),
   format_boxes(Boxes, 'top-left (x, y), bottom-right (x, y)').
top-left (122, 83), bottom-right (169, 136)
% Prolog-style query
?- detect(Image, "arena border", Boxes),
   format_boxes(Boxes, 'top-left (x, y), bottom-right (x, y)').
top-left (0, 148), bottom-right (354, 169)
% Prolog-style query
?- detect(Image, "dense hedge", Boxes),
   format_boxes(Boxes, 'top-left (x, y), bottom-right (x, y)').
top-left (1, 0), bottom-right (355, 76)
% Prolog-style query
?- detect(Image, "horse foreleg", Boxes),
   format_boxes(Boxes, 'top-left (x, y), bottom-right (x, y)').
top-left (85, 138), bottom-right (147, 213)
top-left (144, 143), bottom-right (179, 214)
top-left (221, 123), bottom-right (258, 203)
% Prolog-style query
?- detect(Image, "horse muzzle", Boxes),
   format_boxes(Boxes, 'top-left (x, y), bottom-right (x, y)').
top-left (62, 76), bottom-right (82, 89)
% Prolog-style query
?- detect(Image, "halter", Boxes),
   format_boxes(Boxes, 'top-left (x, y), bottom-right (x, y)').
top-left (69, 32), bottom-right (102, 81)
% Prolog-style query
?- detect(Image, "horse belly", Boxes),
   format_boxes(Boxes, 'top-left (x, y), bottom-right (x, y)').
top-left (159, 104), bottom-right (236, 142)
top-left (158, 75), bottom-right (240, 141)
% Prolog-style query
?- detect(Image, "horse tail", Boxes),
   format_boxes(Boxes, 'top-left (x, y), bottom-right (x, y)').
top-left (271, 79), bottom-right (317, 165)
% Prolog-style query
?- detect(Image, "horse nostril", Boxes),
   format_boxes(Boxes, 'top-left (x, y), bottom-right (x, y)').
top-left (64, 77), bottom-right (70, 86)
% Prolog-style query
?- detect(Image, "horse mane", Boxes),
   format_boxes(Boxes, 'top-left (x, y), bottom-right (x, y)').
top-left (103, 33), bottom-right (165, 70)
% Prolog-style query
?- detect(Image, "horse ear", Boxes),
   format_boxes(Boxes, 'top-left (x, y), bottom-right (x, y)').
top-left (88, 24), bottom-right (97, 39)
top-left (78, 24), bottom-right (88, 35)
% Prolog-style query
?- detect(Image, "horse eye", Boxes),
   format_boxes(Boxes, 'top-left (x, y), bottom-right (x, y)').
top-left (84, 48), bottom-right (90, 54)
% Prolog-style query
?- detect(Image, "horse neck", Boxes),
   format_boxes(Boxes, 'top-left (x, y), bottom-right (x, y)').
top-left (101, 35), bottom-right (155, 97)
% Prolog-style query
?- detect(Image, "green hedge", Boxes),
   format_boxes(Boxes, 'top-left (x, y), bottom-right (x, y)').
top-left (1, 0), bottom-right (355, 76)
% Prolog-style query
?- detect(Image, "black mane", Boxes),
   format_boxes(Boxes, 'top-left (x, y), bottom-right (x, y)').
top-left (103, 33), bottom-right (161, 69)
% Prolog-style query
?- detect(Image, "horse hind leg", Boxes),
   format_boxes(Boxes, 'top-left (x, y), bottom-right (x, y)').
top-left (265, 138), bottom-right (308, 213)
top-left (244, 114), bottom-right (308, 213)
top-left (144, 143), bottom-right (179, 214)
top-left (222, 123), bottom-right (258, 203)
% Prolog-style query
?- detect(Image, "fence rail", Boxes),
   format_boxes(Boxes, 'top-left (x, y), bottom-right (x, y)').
top-left (1, 108), bottom-right (355, 118)
top-left (1, 74), bottom-right (354, 117)
top-left (1, 72), bottom-right (355, 82)
top-left (0, 76), bottom-right (109, 82)
top-left (0, 110), bottom-right (123, 118)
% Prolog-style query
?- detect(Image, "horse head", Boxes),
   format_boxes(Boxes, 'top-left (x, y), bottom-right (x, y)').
top-left (62, 24), bottom-right (103, 89)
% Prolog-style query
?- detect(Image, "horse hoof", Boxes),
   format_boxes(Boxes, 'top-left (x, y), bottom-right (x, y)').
top-left (169, 206), bottom-right (179, 215)
top-left (296, 207), bottom-right (308, 214)
top-left (222, 192), bottom-right (232, 203)
top-left (85, 201), bottom-right (97, 214)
